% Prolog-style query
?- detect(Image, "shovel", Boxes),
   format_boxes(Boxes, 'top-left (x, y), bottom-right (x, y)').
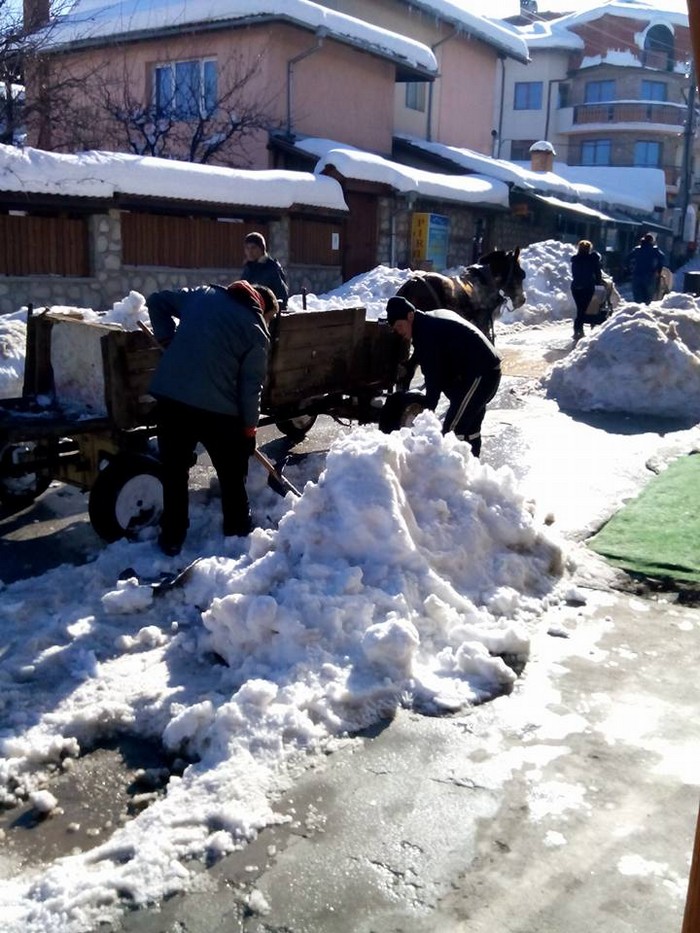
top-left (254, 449), bottom-right (302, 498)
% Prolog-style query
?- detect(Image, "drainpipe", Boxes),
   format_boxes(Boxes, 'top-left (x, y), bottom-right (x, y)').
top-left (286, 30), bottom-right (326, 138)
top-left (496, 54), bottom-right (506, 156)
top-left (544, 78), bottom-right (564, 143)
top-left (677, 65), bottom-right (696, 242)
top-left (391, 192), bottom-right (417, 267)
top-left (426, 28), bottom-right (456, 142)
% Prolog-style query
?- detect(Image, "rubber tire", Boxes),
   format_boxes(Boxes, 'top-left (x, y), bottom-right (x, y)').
top-left (274, 413), bottom-right (318, 441)
top-left (0, 443), bottom-right (51, 507)
top-left (378, 392), bottom-right (427, 434)
top-left (88, 454), bottom-right (164, 542)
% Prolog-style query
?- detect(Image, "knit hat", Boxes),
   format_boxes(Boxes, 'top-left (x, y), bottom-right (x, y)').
top-left (227, 280), bottom-right (264, 313)
top-left (245, 232), bottom-right (267, 251)
top-left (386, 296), bottom-right (415, 325)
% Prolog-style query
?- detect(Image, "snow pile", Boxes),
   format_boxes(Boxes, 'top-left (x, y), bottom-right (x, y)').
top-left (0, 413), bottom-right (563, 930)
top-left (288, 239), bottom-right (579, 327)
top-left (502, 239), bottom-right (576, 325)
top-left (544, 297), bottom-right (700, 418)
top-left (288, 264), bottom-right (413, 320)
top-left (0, 311), bottom-right (27, 398)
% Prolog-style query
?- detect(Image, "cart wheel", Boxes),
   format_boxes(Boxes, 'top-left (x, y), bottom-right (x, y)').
top-left (274, 414), bottom-right (318, 441)
top-left (378, 392), bottom-right (427, 434)
top-left (0, 443), bottom-right (51, 507)
top-left (88, 455), bottom-right (164, 542)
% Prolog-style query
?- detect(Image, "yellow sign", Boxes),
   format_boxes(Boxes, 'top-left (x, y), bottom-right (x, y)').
top-left (411, 213), bottom-right (429, 265)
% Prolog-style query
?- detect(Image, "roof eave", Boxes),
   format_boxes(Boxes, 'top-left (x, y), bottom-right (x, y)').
top-left (45, 12), bottom-right (438, 79)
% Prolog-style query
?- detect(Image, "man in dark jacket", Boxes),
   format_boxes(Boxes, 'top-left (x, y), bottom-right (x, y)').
top-left (626, 233), bottom-right (665, 304)
top-left (241, 232), bottom-right (289, 309)
top-left (147, 281), bottom-right (278, 555)
top-left (385, 296), bottom-right (501, 457)
top-left (570, 239), bottom-right (604, 340)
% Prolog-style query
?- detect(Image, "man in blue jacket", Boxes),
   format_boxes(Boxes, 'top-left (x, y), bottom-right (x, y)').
top-left (147, 281), bottom-right (278, 555)
top-left (385, 296), bottom-right (501, 457)
top-left (626, 233), bottom-right (665, 304)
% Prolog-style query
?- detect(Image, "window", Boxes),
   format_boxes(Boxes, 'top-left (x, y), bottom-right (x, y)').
top-left (634, 140), bottom-right (662, 167)
top-left (557, 83), bottom-right (570, 108)
top-left (405, 82), bottom-right (427, 112)
top-left (513, 81), bottom-right (542, 110)
top-left (581, 139), bottom-right (611, 165)
top-left (510, 139), bottom-right (537, 161)
top-left (641, 80), bottom-right (667, 102)
top-left (584, 80), bottom-right (615, 103)
top-left (154, 59), bottom-right (217, 119)
top-left (644, 24), bottom-right (675, 70)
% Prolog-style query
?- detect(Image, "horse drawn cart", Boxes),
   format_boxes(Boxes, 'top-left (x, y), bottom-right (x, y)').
top-left (0, 305), bottom-right (411, 541)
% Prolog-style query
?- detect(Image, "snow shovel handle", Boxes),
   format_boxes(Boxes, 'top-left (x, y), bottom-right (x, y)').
top-left (253, 449), bottom-right (302, 498)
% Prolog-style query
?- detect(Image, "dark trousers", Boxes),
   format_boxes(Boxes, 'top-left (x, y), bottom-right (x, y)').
top-left (156, 397), bottom-right (250, 545)
top-left (632, 279), bottom-right (656, 305)
top-left (571, 284), bottom-right (594, 333)
top-left (443, 367), bottom-right (501, 457)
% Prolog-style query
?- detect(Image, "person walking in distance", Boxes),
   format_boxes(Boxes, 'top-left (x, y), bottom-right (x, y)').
top-left (147, 280), bottom-right (278, 556)
top-left (570, 239), bottom-right (604, 341)
top-left (385, 296), bottom-right (501, 457)
top-left (241, 232), bottom-right (289, 309)
top-left (626, 233), bottom-right (665, 305)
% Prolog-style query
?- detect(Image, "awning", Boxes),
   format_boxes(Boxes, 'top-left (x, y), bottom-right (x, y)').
top-left (533, 194), bottom-right (617, 222)
top-left (533, 194), bottom-right (674, 235)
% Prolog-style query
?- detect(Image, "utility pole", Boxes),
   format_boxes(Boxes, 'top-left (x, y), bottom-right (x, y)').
top-left (677, 65), bottom-right (696, 244)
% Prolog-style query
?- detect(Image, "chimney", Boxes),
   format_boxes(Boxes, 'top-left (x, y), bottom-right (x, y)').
top-left (529, 140), bottom-right (556, 173)
top-left (24, 0), bottom-right (51, 31)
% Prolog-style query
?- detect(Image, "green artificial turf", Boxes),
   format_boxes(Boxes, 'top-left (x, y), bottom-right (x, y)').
top-left (588, 452), bottom-right (700, 584)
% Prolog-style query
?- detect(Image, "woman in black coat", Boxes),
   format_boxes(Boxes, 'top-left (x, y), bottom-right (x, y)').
top-left (570, 239), bottom-right (603, 340)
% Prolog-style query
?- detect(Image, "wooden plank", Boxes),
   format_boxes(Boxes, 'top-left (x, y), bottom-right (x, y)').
top-left (270, 338), bottom-right (356, 372)
top-left (275, 307), bottom-right (364, 332)
top-left (101, 330), bottom-right (159, 429)
top-left (264, 306), bottom-right (370, 408)
top-left (683, 804), bottom-right (700, 933)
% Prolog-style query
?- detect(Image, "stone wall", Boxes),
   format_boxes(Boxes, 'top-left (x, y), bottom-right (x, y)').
top-left (376, 196), bottom-right (501, 272)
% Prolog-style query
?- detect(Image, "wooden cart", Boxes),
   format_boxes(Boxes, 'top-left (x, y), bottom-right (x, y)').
top-left (0, 305), bottom-right (416, 540)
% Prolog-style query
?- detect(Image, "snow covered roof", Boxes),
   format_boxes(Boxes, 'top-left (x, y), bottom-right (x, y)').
top-left (394, 134), bottom-right (666, 214)
top-left (394, 134), bottom-right (574, 196)
top-left (553, 0), bottom-right (689, 30)
top-left (518, 0), bottom-right (688, 51)
top-left (0, 144), bottom-right (349, 212)
top-left (551, 162), bottom-right (667, 214)
top-left (45, 0), bottom-right (438, 79)
top-left (292, 138), bottom-right (511, 208)
top-left (403, 0), bottom-right (529, 62)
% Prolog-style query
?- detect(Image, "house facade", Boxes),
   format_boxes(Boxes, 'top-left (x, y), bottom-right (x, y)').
top-left (24, 1), bottom-right (439, 165)
top-left (499, 1), bottom-right (695, 255)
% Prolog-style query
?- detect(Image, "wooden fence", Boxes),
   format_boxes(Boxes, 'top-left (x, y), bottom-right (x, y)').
top-left (0, 214), bottom-right (89, 276)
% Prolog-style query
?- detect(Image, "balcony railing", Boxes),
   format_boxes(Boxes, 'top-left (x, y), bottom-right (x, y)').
top-left (573, 101), bottom-right (685, 126)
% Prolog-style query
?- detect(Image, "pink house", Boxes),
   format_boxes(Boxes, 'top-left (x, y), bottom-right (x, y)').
top-left (25, 1), bottom-right (437, 166)
top-left (25, 0), bottom-right (527, 168)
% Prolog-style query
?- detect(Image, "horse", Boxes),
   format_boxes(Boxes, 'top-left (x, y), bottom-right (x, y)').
top-left (395, 248), bottom-right (526, 343)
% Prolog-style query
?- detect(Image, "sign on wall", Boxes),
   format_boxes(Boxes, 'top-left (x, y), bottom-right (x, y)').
top-left (411, 213), bottom-right (449, 270)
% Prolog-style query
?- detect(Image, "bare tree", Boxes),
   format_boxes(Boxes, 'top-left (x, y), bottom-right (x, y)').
top-left (95, 47), bottom-right (282, 167)
top-left (1, 0), bottom-right (30, 144)
top-left (1, 0), bottom-right (93, 148)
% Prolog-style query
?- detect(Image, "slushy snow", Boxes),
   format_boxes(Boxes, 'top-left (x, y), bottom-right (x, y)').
top-left (0, 238), bottom-right (699, 932)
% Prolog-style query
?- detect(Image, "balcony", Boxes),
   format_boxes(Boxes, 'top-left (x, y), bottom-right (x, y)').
top-left (573, 101), bottom-right (685, 127)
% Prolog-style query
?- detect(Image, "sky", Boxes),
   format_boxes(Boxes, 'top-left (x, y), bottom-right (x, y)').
top-left (0, 238), bottom-right (699, 930)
